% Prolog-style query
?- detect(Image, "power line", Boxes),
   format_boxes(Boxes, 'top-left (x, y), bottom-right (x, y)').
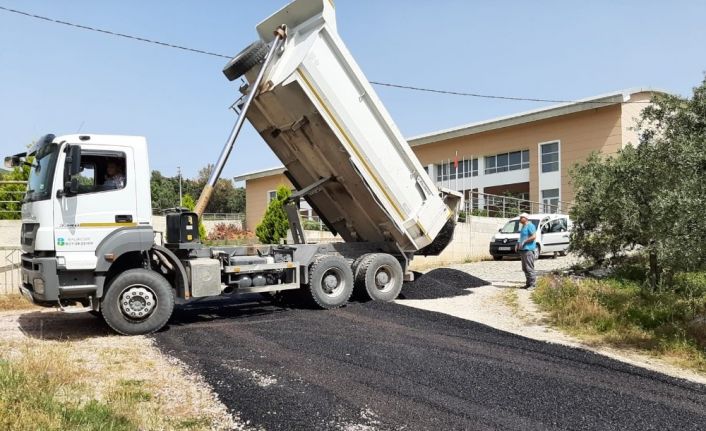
top-left (0, 5), bottom-right (230, 59)
top-left (0, 4), bottom-right (652, 105)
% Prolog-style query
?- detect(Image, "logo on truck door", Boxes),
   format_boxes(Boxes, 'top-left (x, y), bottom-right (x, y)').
top-left (56, 236), bottom-right (93, 247)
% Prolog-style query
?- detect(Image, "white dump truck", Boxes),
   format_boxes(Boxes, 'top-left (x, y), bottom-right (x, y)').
top-left (7, 0), bottom-right (461, 335)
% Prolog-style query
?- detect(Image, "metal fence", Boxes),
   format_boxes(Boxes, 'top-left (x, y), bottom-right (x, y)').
top-left (463, 190), bottom-right (572, 219)
top-left (0, 246), bottom-right (21, 296)
top-left (0, 180), bottom-right (26, 218)
top-left (201, 212), bottom-right (245, 221)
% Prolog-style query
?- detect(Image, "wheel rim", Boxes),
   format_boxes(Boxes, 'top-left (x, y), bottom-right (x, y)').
top-left (373, 265), bottom-right (396, 293)
top-left (320, 268), bottom-right (345, 296)
top-left (118, 284), bottom-right (157, 320)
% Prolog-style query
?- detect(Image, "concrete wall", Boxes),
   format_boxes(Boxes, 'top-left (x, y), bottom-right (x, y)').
top-left (410, 216), bottom-right (508, 270)
top-left (0, 220), bottom-right (20, 248)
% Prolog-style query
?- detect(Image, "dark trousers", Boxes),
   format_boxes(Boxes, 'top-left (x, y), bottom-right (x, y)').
top-left (520, 250), bottom-right (536, 287)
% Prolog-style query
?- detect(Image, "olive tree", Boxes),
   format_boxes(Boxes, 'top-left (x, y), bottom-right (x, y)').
top-left (570, 78), bottom-right (706, 289)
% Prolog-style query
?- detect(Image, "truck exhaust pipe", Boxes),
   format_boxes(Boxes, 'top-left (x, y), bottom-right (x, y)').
top-left (194, 26), bottom-right (287, 217)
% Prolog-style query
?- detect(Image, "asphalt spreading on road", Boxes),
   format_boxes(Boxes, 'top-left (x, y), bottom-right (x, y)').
top-left (153, 275), bottom-right (706, 431)
top-left (399, 269), bottom-right (490, 300)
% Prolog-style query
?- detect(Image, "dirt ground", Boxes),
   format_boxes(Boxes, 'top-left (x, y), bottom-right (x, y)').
top-left (0, 308), bottom-right (243, 430)
top-left (397, 255), bottom-right (706, 385)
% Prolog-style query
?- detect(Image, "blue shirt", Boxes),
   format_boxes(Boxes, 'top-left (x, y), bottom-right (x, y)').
top-left (518, 222), bottom-right (537, 251)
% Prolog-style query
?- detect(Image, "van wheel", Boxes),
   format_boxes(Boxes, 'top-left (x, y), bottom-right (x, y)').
top-left (101, 269), bottom-right (174, 335)
top-left (533, 246), bottom-right (541, 260)
top-left (559, 251), bottom-right (567, 257)
top-left (308, 255), bottom-right (354, 309)
top-left (357, 253), bottom-right (403, 302)
top-left (492, 255), bottom-right (503, 261)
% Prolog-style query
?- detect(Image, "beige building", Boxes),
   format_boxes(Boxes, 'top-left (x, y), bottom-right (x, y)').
top-left (234, 89), bottom-right (660, 231)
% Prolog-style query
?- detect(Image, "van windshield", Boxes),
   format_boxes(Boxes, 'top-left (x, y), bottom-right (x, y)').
top-left (25, 144), bottom-right (59, 202)
top-left (500, 219), bottom-right (539, 233)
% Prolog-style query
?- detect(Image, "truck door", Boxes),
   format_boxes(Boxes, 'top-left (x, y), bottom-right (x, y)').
top-left (53, 146), bottom-right (137, 270)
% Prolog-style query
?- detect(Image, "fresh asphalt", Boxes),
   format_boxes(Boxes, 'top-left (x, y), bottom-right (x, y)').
top-left (153, 272), bottom-right (706, 431)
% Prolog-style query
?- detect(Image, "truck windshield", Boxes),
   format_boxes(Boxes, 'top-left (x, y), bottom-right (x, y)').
top-left (25, 143), bottom-right (59, 202)
top-left (500, 219), bottom-right (540, 233)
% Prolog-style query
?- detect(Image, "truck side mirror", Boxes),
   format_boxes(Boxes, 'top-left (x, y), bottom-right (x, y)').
top-left (60, 145), bottom-right (82, 196)
top-left (66, 145), bottom-right (82, 177)
top-left (4, 155), bottom-right (20, 169)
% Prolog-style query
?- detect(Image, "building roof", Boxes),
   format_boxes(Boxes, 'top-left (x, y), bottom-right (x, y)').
top-left (233, 88), bottom-right (667, 181)
top-left (233, 166), bottom-right (286, 182)
top-left (407, 88), bottom-right (665, 147)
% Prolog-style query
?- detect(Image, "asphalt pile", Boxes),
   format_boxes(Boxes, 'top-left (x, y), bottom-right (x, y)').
top-left (399, 268), bottom-right (490, 300)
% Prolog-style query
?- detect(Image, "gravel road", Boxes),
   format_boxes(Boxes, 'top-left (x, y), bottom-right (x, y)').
top-left (153, 273), bottom-right (706, 431)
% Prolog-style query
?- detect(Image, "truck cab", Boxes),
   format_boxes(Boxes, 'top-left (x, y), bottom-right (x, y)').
top-left (15, 133), bottom-right (154, 307)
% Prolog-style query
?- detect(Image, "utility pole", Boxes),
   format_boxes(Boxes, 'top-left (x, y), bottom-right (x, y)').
top-left (177, 166), bottom-right (183, 208)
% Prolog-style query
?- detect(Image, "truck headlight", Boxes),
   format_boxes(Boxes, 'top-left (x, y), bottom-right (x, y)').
top-left (33, 278), bottom-right (45, 294)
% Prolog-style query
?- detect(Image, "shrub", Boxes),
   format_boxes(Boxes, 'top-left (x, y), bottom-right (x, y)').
top-left (255, 185), bottom-right (291, 244)
top-left (302, 219), bottom-right (329, 231)
top-left (207, 223), bottom-right (254, 241)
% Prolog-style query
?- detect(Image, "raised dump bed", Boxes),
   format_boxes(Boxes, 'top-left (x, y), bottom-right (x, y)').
top-left (225, 0), bottom-right (460, 254)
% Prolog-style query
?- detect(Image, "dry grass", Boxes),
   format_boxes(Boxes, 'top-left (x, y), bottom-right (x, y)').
top-left (501, 289), bottom-right (520, 315)
top-left (0, 314), bottom-right (234, 431)
top-left (0, 343), bottom-right (132, 430)
top-left (0, 294), bottom-right (38, 311)
top-left (532, 275), bottom-right (706, 373)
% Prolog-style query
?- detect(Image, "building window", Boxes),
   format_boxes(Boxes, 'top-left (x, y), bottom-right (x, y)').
top-left (542, 188), bottom-right (560, 213)
top-left (484, 150), bottom-right (529, 174)
top-left (541, 142), bottom-right (560, 173)
top-left (436, 158), bottom-right (478, 182)
top-left (267, 190), bottom-right (277, 203)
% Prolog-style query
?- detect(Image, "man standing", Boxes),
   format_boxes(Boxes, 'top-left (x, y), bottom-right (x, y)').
top-left (516, 213), bottom-right (537, 290)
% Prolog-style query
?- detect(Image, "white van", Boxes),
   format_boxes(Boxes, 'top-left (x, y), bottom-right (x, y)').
top-left (489, 214), bottom-right (572, 260)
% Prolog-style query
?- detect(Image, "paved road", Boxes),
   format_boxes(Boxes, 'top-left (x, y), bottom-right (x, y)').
top-left (153, 275), bottom-right (706, 431)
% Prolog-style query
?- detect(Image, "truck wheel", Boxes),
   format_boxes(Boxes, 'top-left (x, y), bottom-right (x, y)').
top-left (101, 269), bottom-right (174, 335)
top-left (223, 41), bottom-right (269, 81)
top-left (357, 253), bottom-right (403, 302)
top-left (308, 255), bottom-right (354, 309)
top-left (351, 253), bottom-right (374, 298)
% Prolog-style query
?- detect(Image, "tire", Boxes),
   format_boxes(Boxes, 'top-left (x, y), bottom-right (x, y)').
top-left (101, 269), bottom-right (175, 335)
top-left (533, 246), bottom-right (541, 260)
top-left (357, 253), bottom-right (403, 302)
top-left (308, 255), bottom-right (354, 309)
top-left (558, 250), bottom-right (567, 257)
top-left (352, 253), bottom-right (374, 298)
top-left (223, 41), bottom-right (269, 81)
top-left (492, 255), bottom-right (503, 261)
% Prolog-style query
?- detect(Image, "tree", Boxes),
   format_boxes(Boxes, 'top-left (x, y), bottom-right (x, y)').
top-left (0, 159), bottom-right (31, 220)
top-left (149, 166), bottom-right (245, 214)
top-left (150, 170), bottom-right (179, 213)
top-left (570, 77), bottom-right (706, 289)
top-left (255, 185), bottom-right (291, 244)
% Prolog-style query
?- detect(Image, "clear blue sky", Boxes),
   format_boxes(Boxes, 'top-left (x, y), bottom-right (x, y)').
top-left (1, 1), bottom-right (704, 181)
